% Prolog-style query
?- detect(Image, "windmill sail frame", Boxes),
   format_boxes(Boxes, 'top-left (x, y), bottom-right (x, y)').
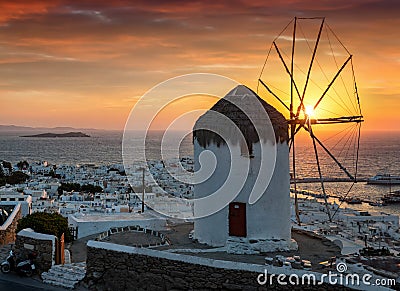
top-left (258, 17), bottom-right (364, 223)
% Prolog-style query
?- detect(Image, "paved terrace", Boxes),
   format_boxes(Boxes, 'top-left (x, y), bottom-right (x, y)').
top-left (68, 221), bottom-right (342, 272)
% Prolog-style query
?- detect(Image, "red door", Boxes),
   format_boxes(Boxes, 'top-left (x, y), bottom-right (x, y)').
top-left (55, 233), bottom-right (65, 265)
top-left (229, 202), bottom-right (246, 237)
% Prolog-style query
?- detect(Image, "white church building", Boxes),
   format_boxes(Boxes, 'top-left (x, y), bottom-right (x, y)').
top-left (193, 85), bottom-right (297, 254)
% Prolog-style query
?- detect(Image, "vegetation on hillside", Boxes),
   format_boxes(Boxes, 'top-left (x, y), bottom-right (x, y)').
top-left (17, 160), bottom-right (29, 170)
top-left (17, 212), bottom-right (73, 242)
top-left (58, 182), bottom-right (103, 194)
top-left (2, 161), bottom-right (12, 172)
top-left (0, 171), bottom-right (29, 187)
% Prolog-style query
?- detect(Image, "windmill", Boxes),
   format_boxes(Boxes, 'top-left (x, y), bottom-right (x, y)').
top-left (257, 17), bottom-right (363, 223)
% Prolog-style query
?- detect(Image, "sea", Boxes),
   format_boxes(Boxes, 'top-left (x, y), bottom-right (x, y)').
top-left (0, 130), bottom-right (399, 215)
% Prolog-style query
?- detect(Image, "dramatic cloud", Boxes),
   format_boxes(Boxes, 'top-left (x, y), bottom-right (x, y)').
top-left (0, 0), bottom-right (398, 130)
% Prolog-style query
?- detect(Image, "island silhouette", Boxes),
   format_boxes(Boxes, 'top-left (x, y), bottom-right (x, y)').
top-left (21, 132), bottom-right (90, 138)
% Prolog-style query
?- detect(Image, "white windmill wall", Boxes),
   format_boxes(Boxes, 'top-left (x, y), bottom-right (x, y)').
top-left (246, 141), bottom-right (290, 241)
top-left (193, 138), bottom-right (291, 249)
top-left (193, 140), bottom-right (237, 246)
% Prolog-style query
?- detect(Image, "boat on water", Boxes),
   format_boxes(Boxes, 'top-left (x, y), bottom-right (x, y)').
top-left (339, 197), bottom-right (363, 204)
top-left (382, 190), bottom-right (400, 204)
top-left (368, 201), bottom-right (385, 207)
top-left (289, 188), bottom-right (330, 199)
top-left (367, 174), bottom-right (400, 185)
top-left (346, 198), bottom-right (363, 204)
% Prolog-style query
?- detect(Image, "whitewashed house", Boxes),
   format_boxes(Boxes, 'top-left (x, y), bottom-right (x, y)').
top-left (0, 189), bottom-right (32, 216)
top-left (23, 189), bottom-right (47, 202)
top-left (30, 162), bottom-right (52, 175)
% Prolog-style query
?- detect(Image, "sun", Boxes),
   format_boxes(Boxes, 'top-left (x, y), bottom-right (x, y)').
top-left (305, 105), bottom-right (315, 117)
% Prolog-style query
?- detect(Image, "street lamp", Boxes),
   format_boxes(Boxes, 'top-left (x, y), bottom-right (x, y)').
top-left (140, 167), bottom-right (145, 213)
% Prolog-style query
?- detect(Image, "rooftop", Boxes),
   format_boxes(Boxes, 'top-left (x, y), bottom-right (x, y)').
top-left (193, 85), bottom-right (288, 149)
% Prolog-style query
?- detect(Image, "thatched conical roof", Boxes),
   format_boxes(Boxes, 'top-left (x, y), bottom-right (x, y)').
top-left (193, 85), bottom-right (288, 149)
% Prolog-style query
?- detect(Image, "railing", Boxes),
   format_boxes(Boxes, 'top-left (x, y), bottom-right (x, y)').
top-left (0, 204), bottom-right (21, 231)
top-left (68, 226), bottom-right (78, 240)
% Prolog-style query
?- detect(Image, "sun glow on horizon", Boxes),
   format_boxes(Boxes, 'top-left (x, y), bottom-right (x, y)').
top-left (305, 105), bottom-right (315, 118)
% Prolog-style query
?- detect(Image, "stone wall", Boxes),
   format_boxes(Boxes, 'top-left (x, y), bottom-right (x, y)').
top-left (85, 241), bottom-right (351, 291)
top-left (14, 229), bottom-right (56, 273)
top-left (0, 204), bottom-right (21, 245)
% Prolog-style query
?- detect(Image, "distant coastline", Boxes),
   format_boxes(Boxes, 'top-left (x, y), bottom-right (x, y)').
top-left (21, 132), bottom-right (90, 138)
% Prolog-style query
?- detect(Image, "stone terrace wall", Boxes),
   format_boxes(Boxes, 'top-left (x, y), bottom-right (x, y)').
top-left (95, 225), bottom-right (171, 248)
top-left (14, 229), bottom-right (56, 273)
top-left (0, 204), bottom-right (21, 245)
top-left (85, 241), bottom-right (352, 291)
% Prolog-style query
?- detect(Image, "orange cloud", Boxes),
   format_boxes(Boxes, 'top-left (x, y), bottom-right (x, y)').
top-left (0, 0), bottom-right (398, 131)
top-left (0, 1), bottom-right (60, 23)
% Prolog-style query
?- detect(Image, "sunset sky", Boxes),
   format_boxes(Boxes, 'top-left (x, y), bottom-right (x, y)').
top-left (0, 0), bottom-right (399, 131)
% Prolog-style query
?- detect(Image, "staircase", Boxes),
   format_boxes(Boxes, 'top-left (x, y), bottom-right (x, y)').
top-left (41, 262), bottom-right (86, 289)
